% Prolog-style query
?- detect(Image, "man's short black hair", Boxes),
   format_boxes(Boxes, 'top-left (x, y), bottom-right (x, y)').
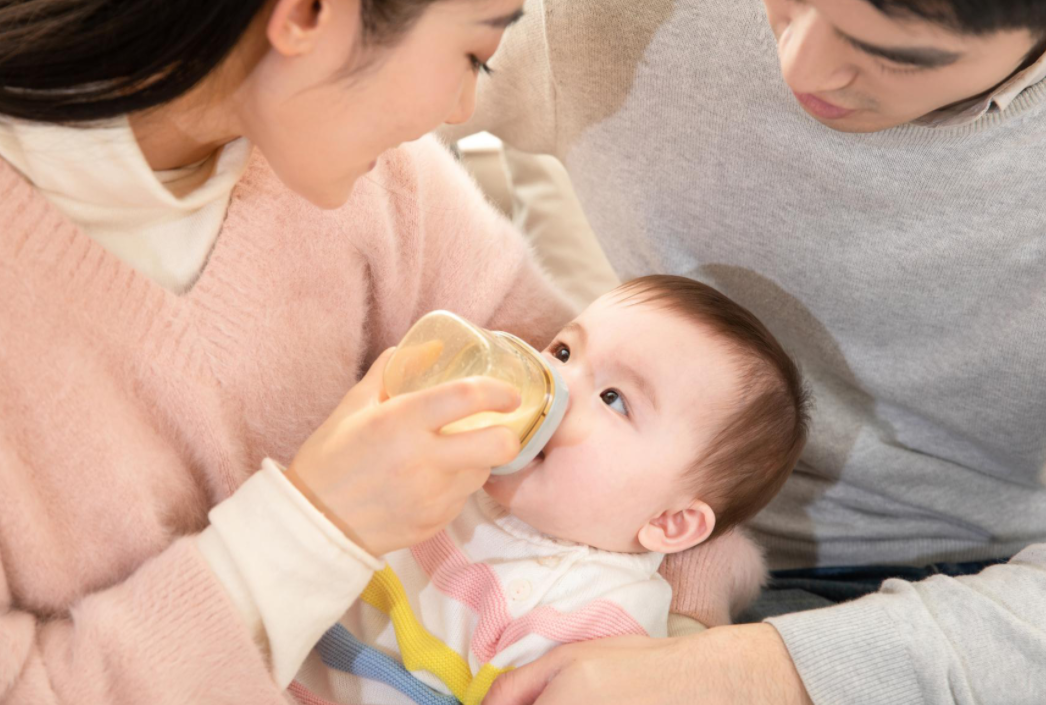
top-left (867, 0), bottom-right (1046, 35)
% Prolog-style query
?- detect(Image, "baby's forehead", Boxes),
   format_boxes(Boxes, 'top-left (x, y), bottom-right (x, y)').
top-left (577, 298), bottom-right (744, 403)
top-left (580, 294), bottom-right (718, 340)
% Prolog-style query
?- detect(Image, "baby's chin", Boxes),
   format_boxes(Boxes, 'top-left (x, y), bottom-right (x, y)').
top-left (482, 465), bottom-right (532, 511)
top-left (484, 461), bottom-right (648, 553)
top-left (483, 454), bottom-right (554, 524)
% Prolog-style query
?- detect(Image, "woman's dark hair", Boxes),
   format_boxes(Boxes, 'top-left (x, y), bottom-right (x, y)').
top-left (865, 0), bottom-right (1046, 35)
top-left (0, 0), bottom-right (439, 123)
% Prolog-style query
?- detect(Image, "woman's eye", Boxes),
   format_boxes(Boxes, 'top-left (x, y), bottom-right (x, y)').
top-left (601, 389), bottom-right (628, 416)
top-left (469, 55), bottom-right (493, 75)
top-left (551, 343), bottom-right (570, 363)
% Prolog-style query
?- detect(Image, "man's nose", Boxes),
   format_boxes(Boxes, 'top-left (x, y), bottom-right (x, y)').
top-left (777, 7), bottom-right (857, 95)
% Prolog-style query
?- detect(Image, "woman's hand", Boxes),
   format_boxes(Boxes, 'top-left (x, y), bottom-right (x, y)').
top-left (481, 624), bottom-right (813, 705)
top-left (287, 348), bottom-right (522, 556)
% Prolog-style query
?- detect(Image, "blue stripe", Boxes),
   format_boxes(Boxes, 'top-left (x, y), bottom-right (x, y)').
top-left (317, 624), bottom-right (462, 705)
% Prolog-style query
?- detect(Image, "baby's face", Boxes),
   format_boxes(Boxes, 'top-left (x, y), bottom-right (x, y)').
top-left (484, 292), bottom-right (743, 552)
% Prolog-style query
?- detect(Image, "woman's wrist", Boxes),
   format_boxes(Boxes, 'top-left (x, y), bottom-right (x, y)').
top-left (284, 463), bottom-right (374, 554)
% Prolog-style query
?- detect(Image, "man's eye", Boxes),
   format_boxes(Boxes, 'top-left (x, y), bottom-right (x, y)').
top-left (875, 58), bottom-right (923, 75)
top-left (551, 343), bottom-right (570, 363)
top-left (601, 389), bottom-right (628, 416)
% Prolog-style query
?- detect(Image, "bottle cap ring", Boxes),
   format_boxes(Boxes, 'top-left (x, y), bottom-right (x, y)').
top-left (490, 336), bottom-right (569, 476)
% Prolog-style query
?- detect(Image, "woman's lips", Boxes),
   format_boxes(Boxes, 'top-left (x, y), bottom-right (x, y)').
top-left (793, 92), bottom-right (855, 120)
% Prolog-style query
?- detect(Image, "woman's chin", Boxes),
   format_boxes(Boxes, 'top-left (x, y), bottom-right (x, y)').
top-left (295, 170), bottom-right (367, 210)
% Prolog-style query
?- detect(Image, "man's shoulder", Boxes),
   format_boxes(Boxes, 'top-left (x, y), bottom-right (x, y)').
top-left (541, 0), bottom-right (675, 60)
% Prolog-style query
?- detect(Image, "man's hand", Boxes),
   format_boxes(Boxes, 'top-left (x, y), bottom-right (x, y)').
top-left (482, 623), bottom-right (813, 705)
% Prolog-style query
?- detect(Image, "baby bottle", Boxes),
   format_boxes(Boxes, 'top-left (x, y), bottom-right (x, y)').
top-left (383, 310), bottom-right (569, 475)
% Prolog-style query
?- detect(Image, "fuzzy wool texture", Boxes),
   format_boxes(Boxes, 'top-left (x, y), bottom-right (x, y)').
top-left (661, 528), bottom-right (767, 628)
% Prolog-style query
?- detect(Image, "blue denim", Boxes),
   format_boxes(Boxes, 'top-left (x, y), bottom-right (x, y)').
top-left (736, 557), bottom-right (1010, 623)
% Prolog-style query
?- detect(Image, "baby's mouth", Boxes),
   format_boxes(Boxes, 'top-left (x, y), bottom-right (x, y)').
top-left (521, 450), bottom-right (545, 472)
top-left (488, 450), bottom-right (543, 485)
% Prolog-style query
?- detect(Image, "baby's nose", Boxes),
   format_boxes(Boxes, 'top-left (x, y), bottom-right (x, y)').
top-left (539, 360), bottom-right (573, 448)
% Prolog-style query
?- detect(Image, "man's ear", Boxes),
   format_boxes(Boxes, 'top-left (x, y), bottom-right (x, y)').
top-left (267, 0), bottom-right (334, 57)
top-left (637, 500), bottom-right (716, 554)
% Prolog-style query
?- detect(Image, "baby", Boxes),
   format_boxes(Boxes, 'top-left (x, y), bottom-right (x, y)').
top-left (293, 274), bottom-right (809, 705)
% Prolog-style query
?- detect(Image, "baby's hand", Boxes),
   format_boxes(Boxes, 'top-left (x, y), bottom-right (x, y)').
top-left (288, 348), bottom-right (521, 556)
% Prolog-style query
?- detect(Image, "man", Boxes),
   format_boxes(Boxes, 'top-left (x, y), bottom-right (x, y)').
top-left (446, 1), bottom-right (1046, 703)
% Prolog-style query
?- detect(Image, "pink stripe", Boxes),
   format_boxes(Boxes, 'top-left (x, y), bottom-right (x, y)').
top-left (287, 681), bottom-right (342, 705)
top-left (496, 600), bottom-right (647, 653)
top-left (411, 532), bottom-right (649, 663)
top-left (411, 532), bottom-right (473, 602)
top-left (412, 532), bottom-right (513, 661)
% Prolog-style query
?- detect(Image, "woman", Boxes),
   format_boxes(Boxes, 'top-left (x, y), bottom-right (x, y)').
top-left (0, 0), bottom-right (574, 702)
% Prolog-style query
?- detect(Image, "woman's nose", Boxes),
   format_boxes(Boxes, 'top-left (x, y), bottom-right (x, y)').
top-left (445, 73), bottom-right (479, 126)
top-left (777, 7), bottom-right (857, 95)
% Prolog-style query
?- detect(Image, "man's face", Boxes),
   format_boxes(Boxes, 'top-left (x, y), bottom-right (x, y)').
top-left (763, 0), bottom-right (1041, 132)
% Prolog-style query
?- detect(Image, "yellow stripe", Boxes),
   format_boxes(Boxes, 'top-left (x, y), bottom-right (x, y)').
top-left (463, 663), bottom-right (509, 705)
top-left (361, 566), bottom-right (512, 702)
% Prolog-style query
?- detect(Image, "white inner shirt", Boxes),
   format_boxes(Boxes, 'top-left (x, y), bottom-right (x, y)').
top-left (0, 117), bottom-right (250, 293)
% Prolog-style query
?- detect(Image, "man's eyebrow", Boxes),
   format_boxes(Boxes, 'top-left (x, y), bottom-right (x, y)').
top-left (481, 9), bottom-right (525, 28)
top-left (838, 30), bottom-right (962, 68)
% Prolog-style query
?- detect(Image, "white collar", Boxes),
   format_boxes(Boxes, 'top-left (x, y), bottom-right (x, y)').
top-left (0, 116), bottom-right (250, 224)
top-left (915, 49), bottom-right (1046, 127)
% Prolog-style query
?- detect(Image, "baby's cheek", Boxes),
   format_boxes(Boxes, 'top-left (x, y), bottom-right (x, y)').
top-left (514, 457), bottom-right (591, 519)
top-left (550, 405), bottom-right (598, 449)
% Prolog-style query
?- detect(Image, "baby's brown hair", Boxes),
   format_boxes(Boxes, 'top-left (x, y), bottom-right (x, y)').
top-left (617, 275), bottom-right (810, 540)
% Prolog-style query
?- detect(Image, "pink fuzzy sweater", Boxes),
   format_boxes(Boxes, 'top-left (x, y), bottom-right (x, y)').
top-left (0, 136), bottom-right (760, 704)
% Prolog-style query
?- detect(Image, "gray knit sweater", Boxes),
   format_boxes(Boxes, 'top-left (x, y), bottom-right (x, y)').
top-left (448, 0), bottom-right (1046, 702)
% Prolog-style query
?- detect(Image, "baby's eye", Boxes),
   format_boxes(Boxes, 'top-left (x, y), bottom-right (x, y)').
top-left (551, 342), bottom-right (570, 363)
top-left (600, 389), bottom-right (628, 416)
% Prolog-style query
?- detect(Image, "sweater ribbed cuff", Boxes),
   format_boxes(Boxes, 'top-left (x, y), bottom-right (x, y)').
top-left (766, 595), bottom-right (922, 705)
top-left (198, 459), bottom-right (383, 688)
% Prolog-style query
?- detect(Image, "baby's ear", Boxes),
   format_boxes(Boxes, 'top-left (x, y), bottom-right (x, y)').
top-left (637, 501), bottom-right (716, 554)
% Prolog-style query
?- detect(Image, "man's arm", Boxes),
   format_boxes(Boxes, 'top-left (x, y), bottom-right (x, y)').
top-left (769, 543), bottom-right (1046, 705)
top-left (481, 624), bottom-right (812, 705)
top-left (442, 0), bottom-right (677, 160)
top-left (482, 545), bottom-right (1046, 705)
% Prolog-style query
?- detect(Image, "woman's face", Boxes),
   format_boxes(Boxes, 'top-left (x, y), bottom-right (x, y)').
top-left (236, 0), bottom-right (522, 208)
